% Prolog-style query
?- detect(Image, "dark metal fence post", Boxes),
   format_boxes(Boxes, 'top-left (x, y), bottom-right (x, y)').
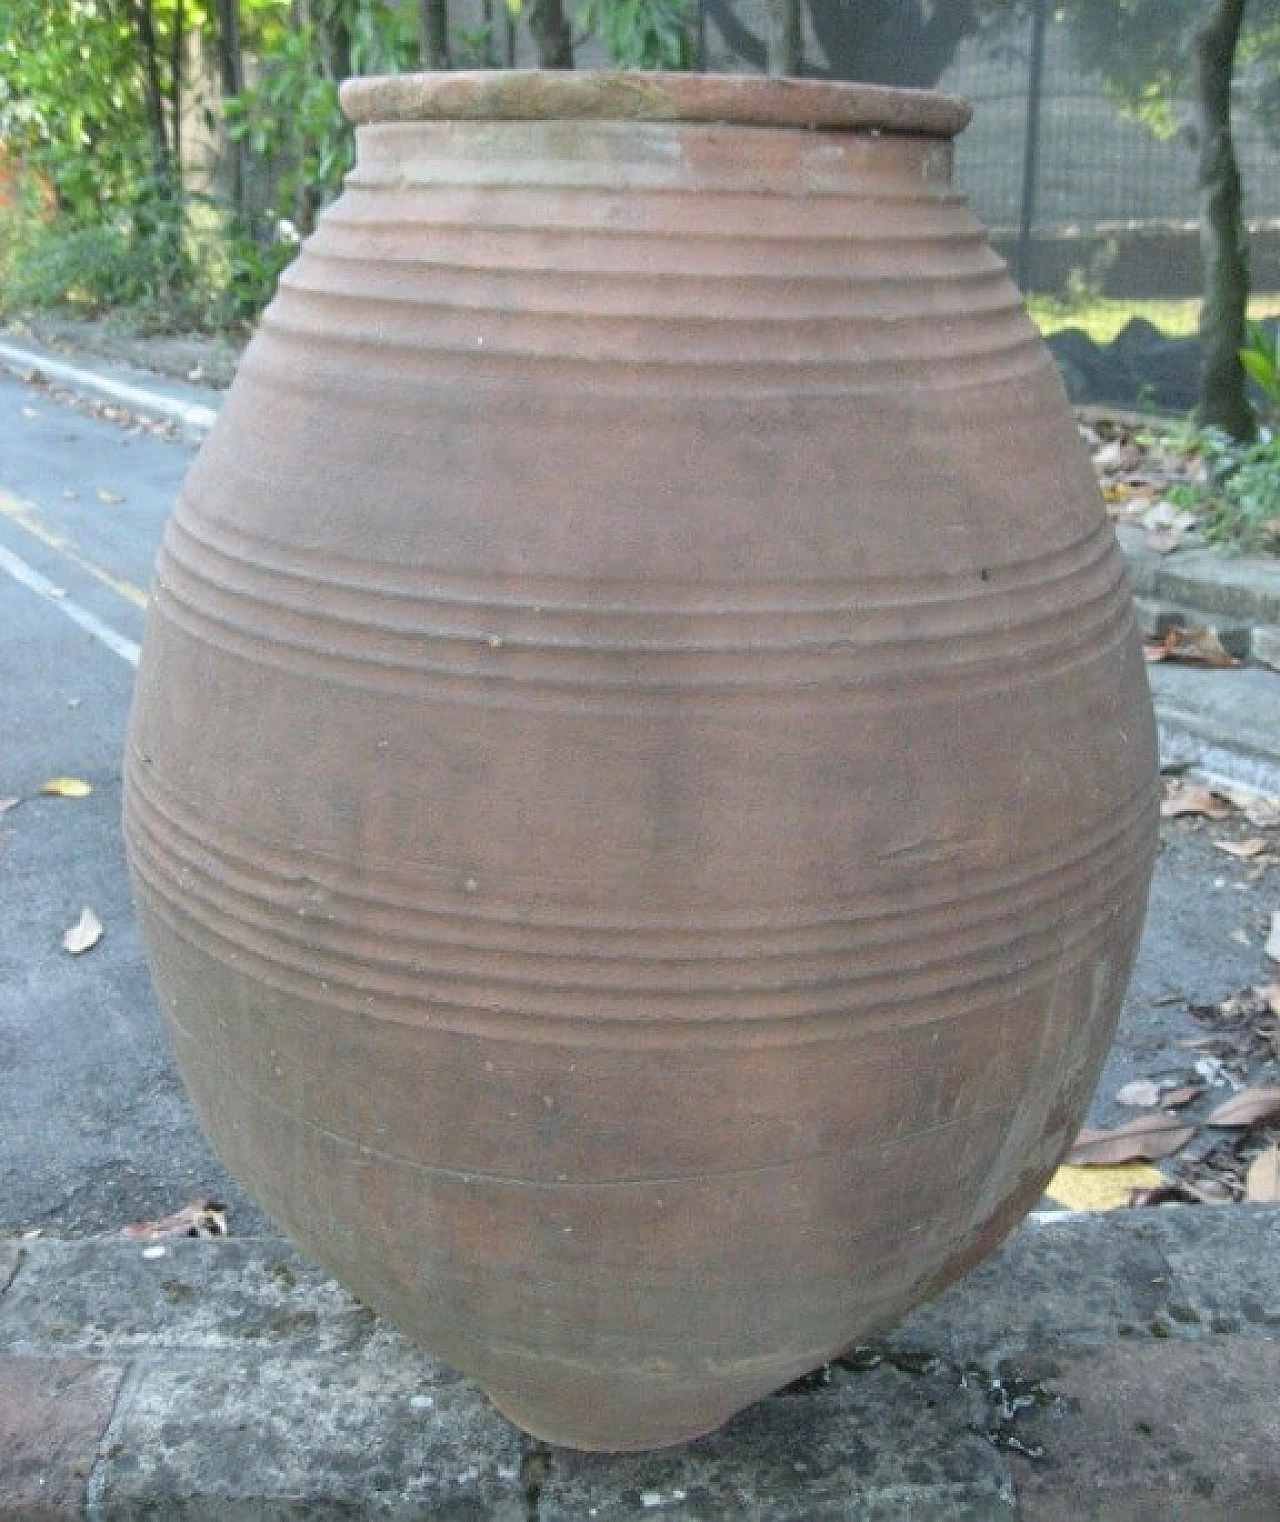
top-left (1017, 0), bottom-right (1049, 291)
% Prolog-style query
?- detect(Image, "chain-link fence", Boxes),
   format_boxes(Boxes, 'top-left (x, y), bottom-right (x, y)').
top-left (942, 7), bottom-right (1280, 297)
top-left (689, 0), bottom-right (1280, 299)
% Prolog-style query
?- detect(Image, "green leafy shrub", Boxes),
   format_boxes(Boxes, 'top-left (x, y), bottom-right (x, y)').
top-left (1239, 319), bottom-right (1280, 418)
top-left (1196, 426), bottom-right (1280, 555)
top-left (577, 0), bottom-right (693, 69)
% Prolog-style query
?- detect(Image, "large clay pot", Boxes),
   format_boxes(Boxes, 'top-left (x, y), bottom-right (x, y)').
top-left (124, 71), bottom-right (1159, 1451)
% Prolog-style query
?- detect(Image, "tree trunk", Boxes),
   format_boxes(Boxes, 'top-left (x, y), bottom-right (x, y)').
top-left (1193, 0), bottom-right (1255, 440)
top-left (767, 0), bottom-right (803, 75)
top-left (169, 0), bottom-right (185, 174)
top-left (480, 0), bottom-right (497, 66)
top-left (126, 0), bottom-right (174, 182)
top-left (310, 0), bottom-right (353, 83)
top-left (215, 0), bottom-right (247, 213)
top-left (419, 0), bottom-right (451, 68)
top-left (526, 0), bottom-right (573, 68)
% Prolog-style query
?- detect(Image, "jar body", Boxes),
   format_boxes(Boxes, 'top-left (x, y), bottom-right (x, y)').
top-left (124, 76), bottom-right (1158, 1451)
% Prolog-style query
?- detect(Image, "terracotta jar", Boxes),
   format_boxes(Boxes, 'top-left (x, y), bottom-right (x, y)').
top-left (124, 71), bottom-right (1159, 1451)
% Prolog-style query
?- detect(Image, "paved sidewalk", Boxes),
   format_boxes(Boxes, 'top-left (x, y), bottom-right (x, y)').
top-left (2, 1208), bottom-right (1278, 1519)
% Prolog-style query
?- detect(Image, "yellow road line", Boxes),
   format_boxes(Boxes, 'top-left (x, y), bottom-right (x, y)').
top-left (0, 487), bottom-right (149, 610)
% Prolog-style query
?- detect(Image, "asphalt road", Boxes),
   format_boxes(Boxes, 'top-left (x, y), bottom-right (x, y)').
top-left (0, 364), bottom-right (1276, 1237)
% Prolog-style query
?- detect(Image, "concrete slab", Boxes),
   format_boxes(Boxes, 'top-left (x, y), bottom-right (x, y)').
top-left (1148, 661), bottom-right (1280, 795)
top-left (0, 1356), bottom-right (126, 1521)
top-left (1008, 1339), bottom-right (1280, 1521)
top-left (537, 1362), bottom-right (1015, 1520)
top-left (1119, 525), bottom-right (1280, 629)
top-left (886, 1214), bottom-right (1173, 1366)
top-left (1135, 1205), bottom-right (1280, 1335)
top-left (91, 1350), bottom-right (527, 1521)
top-left (0, 1237), bottom-right (384, 1358)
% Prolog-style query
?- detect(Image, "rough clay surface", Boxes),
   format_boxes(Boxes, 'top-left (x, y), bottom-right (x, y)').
top-left (339, 69), bottom-right (972, 135)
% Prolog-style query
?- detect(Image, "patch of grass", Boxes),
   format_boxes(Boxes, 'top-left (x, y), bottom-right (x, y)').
top-left (1027, 293), bottom-right (1280, 345)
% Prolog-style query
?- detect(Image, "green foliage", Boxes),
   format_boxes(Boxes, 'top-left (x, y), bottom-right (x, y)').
top-left (1171, 424), bottom-right (1280, 555)
top-left (0, 1), bottom-right (420, 330)
top-left (2, 182), bottom-right (234, 329)
top-left (1240, 319), bottom-right (1280, 415)
top-left (0, 0), bottom-right (157, 219)
top-left (212, 230), bottom-right (298, 324)
top-left (1062, 0), bottom-right (1280, 143)
top-left (1201, 429), bottom-right (1280, 554)
top-left (578, 0), bottom-right (693, 69)
top-left (452, 24), bottom-right (500, 67)
top-left (225, 4), bottom-right (416, 241)
top-left (224, 31), bottom-right (350, 236)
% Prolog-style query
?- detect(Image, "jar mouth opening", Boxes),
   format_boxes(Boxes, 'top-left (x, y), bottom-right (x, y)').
top-left (339, 70), bottom-right (972, 138)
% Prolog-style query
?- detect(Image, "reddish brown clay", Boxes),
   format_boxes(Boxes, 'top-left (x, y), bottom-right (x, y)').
top-left (124, 71), bottom-right (1159, 1451)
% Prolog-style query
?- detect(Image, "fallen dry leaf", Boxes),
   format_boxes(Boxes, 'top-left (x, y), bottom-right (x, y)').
top-left (1045, 1160), bottom-right (1167, 1211)
top-left (1213, 837), bottom-right (1270, 859)
top-left (1127, 1181), bottom-right (1224, 1208)
top-left (40, 776), bottom-right (93, 798)
top-left (1067, 1113), bottom-right (1198, 1166)
top-left (1145, 628), bottom-right (1239, 666)
top-left (1160, 1084), bottom-right (1207, 1109)
top-left (1204, 1084), bottom-right (1280, 1127)
top-left (1094, 439), bottom-right (1143, 472)
top-left (1259, 983), bottom-right (1280, 1017)
top-left (1115, 1078), bottom-right (1165, 1108)
top-left (1161, 780), bottom-right (1232, 820)
top-left (122, 1199), bottom-right (228, 1240)
top-left (1216, 786), bottom-right (1280, 830)
top-left (1178, 628), bottom-right (1238, 665)
top-left (62, 906), bottom-right (103, 955)
top-left (1245, 1144), bottom-right (1280, 1203)
top-left (96, 488), bottom-right (123, 505)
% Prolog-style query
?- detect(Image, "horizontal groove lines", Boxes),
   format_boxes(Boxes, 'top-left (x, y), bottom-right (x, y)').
top-left (250, 168), bottom-right (1040, 392)
top-left (125, 759), bottom-right (1158, 1041)
top-left (311, 209), bottom-right (998, 280)
top-left (262, 281), bottom-right (1035, 376)
top-left (280, 250), bottom-right (1019, 327)
top-left (148, 506), bottom-right (1137, 706)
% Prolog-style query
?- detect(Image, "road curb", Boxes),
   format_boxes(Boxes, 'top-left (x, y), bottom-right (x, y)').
top-left (1, 1209), bottom-right (1277, 1518)
top-left (0, 339), bottom-right (218, 438)
top-left (1118, 522), bottom-right (1280, 674)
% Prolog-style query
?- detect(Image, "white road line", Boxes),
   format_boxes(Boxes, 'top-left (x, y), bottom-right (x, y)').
top-left (0, 541), bottom-right (140, 667)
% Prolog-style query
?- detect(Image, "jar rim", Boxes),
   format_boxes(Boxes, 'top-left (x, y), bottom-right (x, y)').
top-left (339, 70), bottom-right (972, 138)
